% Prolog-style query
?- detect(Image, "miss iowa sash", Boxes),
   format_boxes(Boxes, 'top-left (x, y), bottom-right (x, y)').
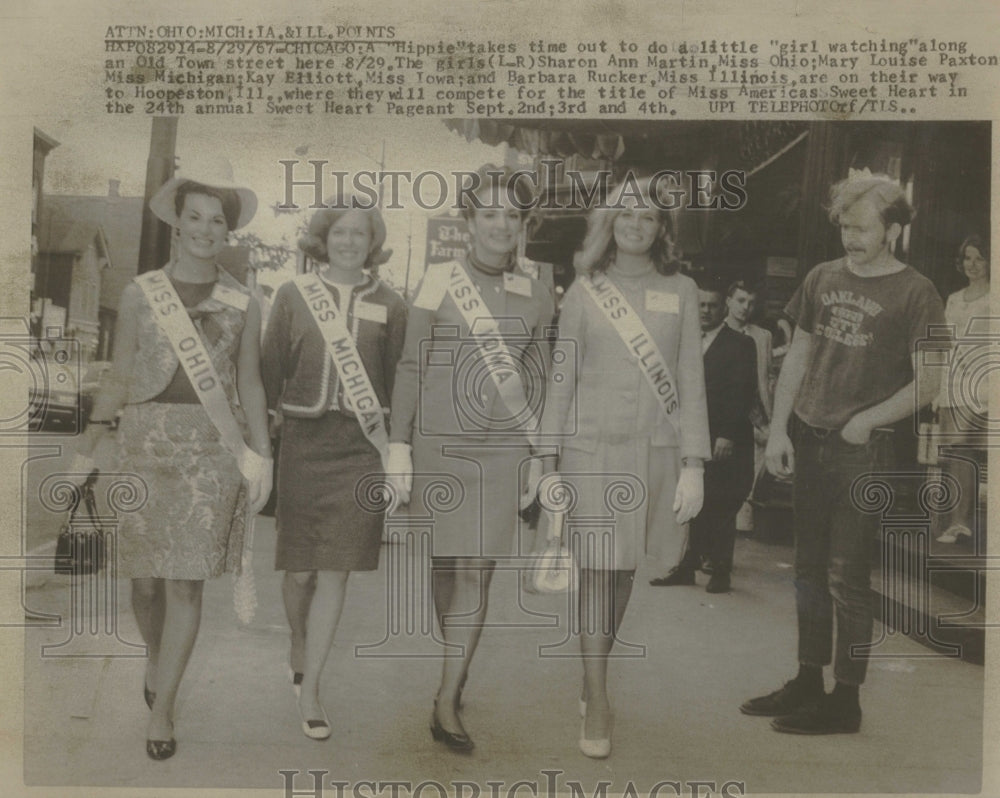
top-left (444, 262), bottom-right (540, 439)
top-left (135, 270), bottom-right (256, 475)
top-left (293, 273), bottom-right (389, 469)
top-left (579, 274), bottom-right (681, 433)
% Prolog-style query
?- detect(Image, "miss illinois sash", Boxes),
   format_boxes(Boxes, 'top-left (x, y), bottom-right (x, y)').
top-left (134, 269), bottom-right (256, 474)
top-left (579, 273), bottom-right (681, 433)
top-left (293, 273), bottom-right (389, 469)
top-left (443, 261), bottom-right (540, 440)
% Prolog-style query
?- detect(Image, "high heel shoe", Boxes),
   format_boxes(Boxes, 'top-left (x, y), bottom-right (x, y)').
top-left (146, 737), bottom-right (177, 760)
top-left (430, 705), bottom-right (474, 753)
top-left (937, 525), bottom-right (972, 544)
top-left (579, 712), bottom-right (612, 759)
top-left (297, 697), bottom-right (331, 741)
top-left (288, 666), bottom-right (303, 698)
top-left (144, 682), bottom-right (156, 711)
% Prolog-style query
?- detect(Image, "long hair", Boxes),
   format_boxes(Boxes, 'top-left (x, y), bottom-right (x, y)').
top-left (573, 176), bottom-right (678, 277)
top-left (956, 233), bottom-right (990, 279)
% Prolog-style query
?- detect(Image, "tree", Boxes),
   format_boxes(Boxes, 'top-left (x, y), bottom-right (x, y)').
top-left (230, 230), bottom-right (295, 272)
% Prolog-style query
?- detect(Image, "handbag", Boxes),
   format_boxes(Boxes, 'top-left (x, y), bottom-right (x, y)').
top-left (917, 409), bottom-right (941, 466)
top-left (54, 470), bottom-right (106, 575)
top-left (531, 510), bottom-right (578, 594)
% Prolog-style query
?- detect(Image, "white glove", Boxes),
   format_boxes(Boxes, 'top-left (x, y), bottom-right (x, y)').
top-left (386, 442), bottom-right (413, 509)
top-left (68, 452), bottom-right (97, 485)
top-left (519, 457), bottom-right (544, 511)
top-left (239, 449), bottom-right (273, 516)
top-left (672, 466), bottom-right (704, 525)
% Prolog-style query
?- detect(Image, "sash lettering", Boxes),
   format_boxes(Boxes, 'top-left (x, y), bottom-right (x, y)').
top-left (580, 274), bottom-right (681, 431)
top-left (294, 274), bottom-right (389, 468)
top-left (135, 269), bottom-right (254, 470)
top-left (444, 261), bottom-right (540, 440)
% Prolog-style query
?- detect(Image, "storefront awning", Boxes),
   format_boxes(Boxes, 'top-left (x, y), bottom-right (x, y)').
top-left (444, 119), bottom-right (808, 174)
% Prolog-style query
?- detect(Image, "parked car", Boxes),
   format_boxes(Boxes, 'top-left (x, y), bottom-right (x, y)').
top-left (28, 354), bottom-right (110, 434)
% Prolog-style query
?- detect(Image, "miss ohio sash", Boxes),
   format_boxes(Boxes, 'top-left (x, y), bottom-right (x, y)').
top-left (293, 273), bottom-right (389, 469)
top-left (579, 273), bottom-right (681, 433)
top-left (135, 269), bottom-right (256, 475)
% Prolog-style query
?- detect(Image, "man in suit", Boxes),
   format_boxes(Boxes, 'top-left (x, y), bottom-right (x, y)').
top-left (651, 283), bottom-right (759, 593)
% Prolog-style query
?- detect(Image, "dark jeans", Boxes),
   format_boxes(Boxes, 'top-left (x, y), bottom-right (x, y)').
top-left (792, 415), bottom-right (892, 686)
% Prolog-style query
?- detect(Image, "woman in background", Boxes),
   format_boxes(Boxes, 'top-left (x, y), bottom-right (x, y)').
top-left (934, 234), bottom-right (990, 543)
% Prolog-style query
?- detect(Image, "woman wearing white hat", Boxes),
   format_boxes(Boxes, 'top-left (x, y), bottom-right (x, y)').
top-left (77, 156), bottom-right (272, 760)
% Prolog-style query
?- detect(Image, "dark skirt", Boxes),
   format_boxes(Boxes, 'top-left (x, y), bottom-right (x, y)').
top-left (275, 412), bottom-right (385, 572)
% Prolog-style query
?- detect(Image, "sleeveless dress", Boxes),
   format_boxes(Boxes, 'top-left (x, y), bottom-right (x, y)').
top-left (115, 268), bottom-right (250, 580)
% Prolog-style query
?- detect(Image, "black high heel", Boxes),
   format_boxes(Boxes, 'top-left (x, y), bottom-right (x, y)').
top-left (146, 738), bottom-right (176, 760)
top-left (144, 683), bottom-right (156, 711)
top-left (430, 705), bottom-right (474, 753)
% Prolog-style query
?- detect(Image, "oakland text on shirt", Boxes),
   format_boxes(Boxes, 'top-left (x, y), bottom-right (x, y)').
top-left (815, 289), bottom-right (885, 348)
top-left (820, 289), bottom-right (885, 316)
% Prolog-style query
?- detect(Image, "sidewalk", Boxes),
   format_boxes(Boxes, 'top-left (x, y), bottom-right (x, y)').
top-left (21, 518), bottom-right (986, 794)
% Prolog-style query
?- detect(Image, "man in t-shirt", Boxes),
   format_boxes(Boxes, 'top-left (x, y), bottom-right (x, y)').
top-left (739, 170), bottom-right (945, 734)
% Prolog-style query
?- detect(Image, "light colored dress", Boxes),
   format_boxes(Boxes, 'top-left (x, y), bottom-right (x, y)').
top-left (389, 257), bottom-right (554, 559)
top-left (933, 287), bottom-right (991, 536)
top-left (542, 264), bottom-right (711, 571)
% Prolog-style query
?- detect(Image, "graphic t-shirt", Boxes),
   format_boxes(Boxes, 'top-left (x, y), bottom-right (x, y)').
top-left (785, 258), bottom-right (945, 430)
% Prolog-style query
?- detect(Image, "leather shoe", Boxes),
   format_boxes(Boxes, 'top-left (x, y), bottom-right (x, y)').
top-left (705, 571), bottom-right (731, 593)
top-left (740, 677), bottom-right (823, 716)
top-left (649, 567), bottom-right (695, 587)
top-left (146, 738), bottom-right (177, 760)
top-left (430, 706), bottom-right (474, 753)
top-left (771, 693), bottom-right (861, 734)
top-left (579, 722), bottom-right (611, 759)
top-left (297, 698), bottom-right (331, 741)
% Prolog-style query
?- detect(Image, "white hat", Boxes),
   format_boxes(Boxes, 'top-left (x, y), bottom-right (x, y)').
top-left (149, 154), bottom-right (257, 229)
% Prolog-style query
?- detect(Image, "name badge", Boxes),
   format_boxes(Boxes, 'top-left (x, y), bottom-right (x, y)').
top-left (210, 283), bottom-right (250, 311)
top-left (354, 301), bottom-right (387, 324)
top-left (504, 272), bottom-right (532, 297)
top-left (645, 290), bottom-right (679, 314)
